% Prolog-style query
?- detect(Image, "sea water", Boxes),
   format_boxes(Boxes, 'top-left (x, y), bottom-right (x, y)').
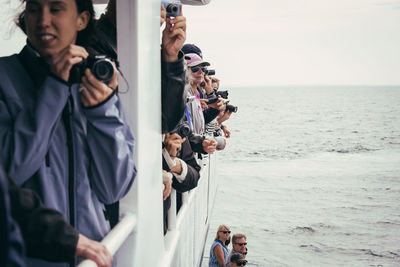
top-left (202, 86), bottom-right (400, 267)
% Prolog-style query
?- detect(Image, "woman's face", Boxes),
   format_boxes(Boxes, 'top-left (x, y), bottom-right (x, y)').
top-left (189, 64), bottom-right (206, 84)
top-left (24, 0), bottom-right (89, 59)
top-left (218, 228), bottom-right (230, 241)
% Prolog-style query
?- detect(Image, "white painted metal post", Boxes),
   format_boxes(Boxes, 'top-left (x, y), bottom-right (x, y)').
top-left (115, 0), bottom-right (165, 266)
top-left (168, 189), bottom-right (177, 231)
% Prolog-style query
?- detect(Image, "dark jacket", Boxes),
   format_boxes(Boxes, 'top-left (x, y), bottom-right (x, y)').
top-left (0, 169), bottom-right (26, 267)
top-left (0, 46), bottom-right (136, 267)
top-left (8, 177), bottom-right (78, 263)
top-left (162, 138), bottom-right (201, 233)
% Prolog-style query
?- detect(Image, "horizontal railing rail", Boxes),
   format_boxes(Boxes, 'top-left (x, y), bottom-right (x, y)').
top-left (77, 213), bottom-right (137, 267)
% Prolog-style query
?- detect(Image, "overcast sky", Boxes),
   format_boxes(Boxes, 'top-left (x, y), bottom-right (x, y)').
top-left (1, 0), bottom-right (399, 87)
top-left (184, 0), bottom-right (400, 86)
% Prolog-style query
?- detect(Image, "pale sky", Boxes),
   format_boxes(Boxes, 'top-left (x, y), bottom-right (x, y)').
top-left (184, 0), bottom-right (400, 86)
top-left (1, 0), bottom-right (399, 87)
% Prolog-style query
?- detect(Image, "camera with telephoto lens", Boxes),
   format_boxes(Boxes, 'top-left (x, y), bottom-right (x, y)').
top-left (73, 54), bottom-right (114, 83)
top-left (215, 90), bottom-right (229, 99)
top-left (225, 104), bottom-right (238, 113)
top-left (171, 121), bottom-right (192, 138)
top-left (162, 0), bottom-right (181, 17)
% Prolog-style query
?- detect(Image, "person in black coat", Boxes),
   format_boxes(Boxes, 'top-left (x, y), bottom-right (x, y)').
top-left (162, 133), bottom-right (201, 233)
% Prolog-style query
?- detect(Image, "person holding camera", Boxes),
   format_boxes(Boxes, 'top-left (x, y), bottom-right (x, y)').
top-left (162, 124), bottom-right (201, 233)
top-left (0, 1), bottom-right (136, 266)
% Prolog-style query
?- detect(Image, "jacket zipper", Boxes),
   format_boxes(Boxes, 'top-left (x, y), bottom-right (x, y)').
top-left (62, 95), bottom-right (75, 267)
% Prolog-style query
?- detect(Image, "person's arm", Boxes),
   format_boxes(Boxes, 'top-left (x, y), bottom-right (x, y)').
top-left (0, 55), bottom-right (69, 185)
top-left (171, 139), bottom-right (201, 192)
top-left (161, 15), bottom-right (187, 133)
top-left (83, 91), bottom-right (137, 204)
top-left (214, 244), bottom-right (226, 267)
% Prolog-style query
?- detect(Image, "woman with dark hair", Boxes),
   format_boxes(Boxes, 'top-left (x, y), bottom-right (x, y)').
top-left (0, 0), bottom-right (137, 266)
top-left (209, 224), bottom-right (231, 267)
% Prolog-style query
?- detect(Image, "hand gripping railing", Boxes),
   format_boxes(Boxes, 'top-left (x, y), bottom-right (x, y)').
top-left (77, 213), bottom-right (137, 267)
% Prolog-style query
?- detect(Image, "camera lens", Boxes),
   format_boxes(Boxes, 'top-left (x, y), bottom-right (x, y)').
top-left (178, 124), bottom-right (191, 137)
top-left (166, 3), bottom-right (178, 13)
top-left (92, 59), bottom-right (114, 83)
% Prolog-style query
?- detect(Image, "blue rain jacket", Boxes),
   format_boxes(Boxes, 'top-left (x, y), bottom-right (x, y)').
top-left (0, 46), bottom-right (137, 266)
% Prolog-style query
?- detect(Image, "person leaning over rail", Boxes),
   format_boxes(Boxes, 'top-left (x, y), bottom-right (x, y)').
top-left (162, 127), bottom-right (201, 234)
top-left (0, 0), bottom-right (136, 266)
top-left (209, 224), bottom-right (231, 267)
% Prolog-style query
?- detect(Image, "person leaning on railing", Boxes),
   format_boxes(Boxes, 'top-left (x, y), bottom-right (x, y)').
top-left (162, 129), bottom-right (201, 234)
top-left (0, 0), bottom-right (136, 266)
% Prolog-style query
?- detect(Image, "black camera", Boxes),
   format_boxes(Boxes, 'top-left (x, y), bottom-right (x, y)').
top-left (73, 55), bottom-right (114, 83)
top-left (171, 122), bottom-right (192, 138)
top-left (162, 0), bottom-right (181, 17)
top-left (226, 104), bottom-right (238, 113)
top-left (206, 91), bottom-right (218, 104)
top-left (215, 90), bottom-right (228, 99)
top-left (207, 69), bottom-right (215, 76)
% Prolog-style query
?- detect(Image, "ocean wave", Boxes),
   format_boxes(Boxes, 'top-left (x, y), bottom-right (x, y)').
top-left (299, 244), bottom-right (322, 252)
top-left (327, 145), bottom-right (380, 154)
top-left (291, 226), bottom-right (316, 233)
top-left (356, 249), bottom-right (400, 260)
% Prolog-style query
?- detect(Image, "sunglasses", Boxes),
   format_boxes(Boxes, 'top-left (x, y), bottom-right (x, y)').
top-left (190, 66), bottom-right (208, 74)
top-left (220, 230), bottom-right (231, 234)
top-left (237, 260), bottom-right (248, 266)
top-left (235, 242), bottom-right (247, 246)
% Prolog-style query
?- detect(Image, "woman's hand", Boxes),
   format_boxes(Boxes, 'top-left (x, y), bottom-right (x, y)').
top-left (50, 44), bottom-right (88, 82)
top-left (80, 62), bottom-right (118, 107)
top-left (75, 234), bottom-right (112, 267)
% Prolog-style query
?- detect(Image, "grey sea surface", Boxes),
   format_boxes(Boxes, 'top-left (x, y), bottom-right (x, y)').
top-left (202, 86), bottom-right (400, 267)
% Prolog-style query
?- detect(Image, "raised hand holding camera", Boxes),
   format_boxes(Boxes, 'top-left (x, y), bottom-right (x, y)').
top-left (50, 44), bottom-right (89, 82)
top-left (161, 1), bottom-right (186, 62)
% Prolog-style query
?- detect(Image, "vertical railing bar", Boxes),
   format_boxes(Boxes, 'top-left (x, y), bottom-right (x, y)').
top-left (168, 188), bottom-right (177, 231)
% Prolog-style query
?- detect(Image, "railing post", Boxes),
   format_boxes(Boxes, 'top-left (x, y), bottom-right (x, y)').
top-left (168, 189), bottom-right (177, 231)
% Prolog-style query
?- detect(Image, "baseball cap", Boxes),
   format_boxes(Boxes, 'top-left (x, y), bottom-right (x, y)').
top-left (184, 53), bottom-right (210, 67)
top-left (182, 44), bottom-right (203, 58)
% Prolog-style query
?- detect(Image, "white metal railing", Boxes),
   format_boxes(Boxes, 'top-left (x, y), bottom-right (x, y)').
top-left (162, 154), bottom-right (217, 267)
top-left (77, 154), bottom-right (218, 267)
top-left (77, 213), bottom-right (137, 267)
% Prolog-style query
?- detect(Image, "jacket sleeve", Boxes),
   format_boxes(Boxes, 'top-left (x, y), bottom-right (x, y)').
top-left (203, 107), bottom-right (220, 124)
top-left (8, 177), bottom-right (78, 262)
top-left (83, 93), bottom-right (137, 204)
top-left (0, 72), bottom-right (69, 186)
top-left (171, 139), bottom-right (201, 192)
top-left (161, 51), bottom-right (186, 133)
